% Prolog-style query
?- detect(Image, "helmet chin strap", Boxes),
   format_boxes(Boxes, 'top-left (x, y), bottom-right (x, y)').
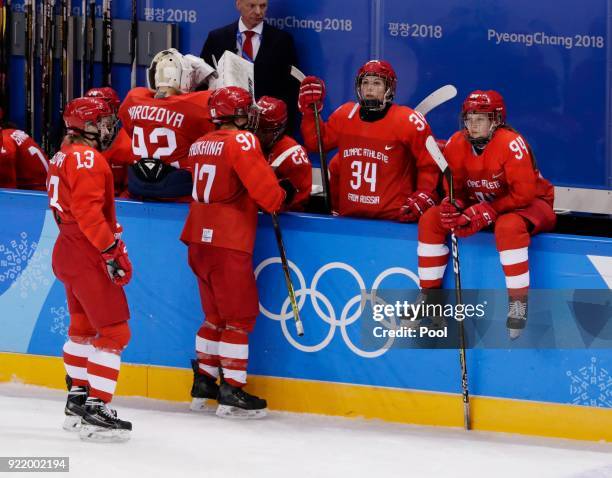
top-left (467, 121), bottom-right (500, 149)
top-left (360, 98), bottom-right (384, 111)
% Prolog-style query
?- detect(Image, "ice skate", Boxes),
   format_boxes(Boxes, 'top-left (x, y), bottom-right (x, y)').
top-left (63, 385), bottom-right (88, 432)
top-left (190, 359), bottom-right (219, 413)
top-left (506, 297), bottom-right (528, 340)
top-left (79, 398), bottom-right (132, 443)
top-left (216, 382), bottom-right (267, 419)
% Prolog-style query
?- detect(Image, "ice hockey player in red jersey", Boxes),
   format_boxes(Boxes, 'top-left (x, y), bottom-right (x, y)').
top-left (253, 96), bottom-right (312, 211)
top-left (85, 87), bottom-right (135, 196)
top-left (0, 108), bottom-right (48, 190)
top-left (299, 60), bottom-right (440, 220)
top-left (417, 90), bottom-right (556, 339)
top-left (47, 97), bottom-right (133, 441)
top-left (118, 48), bottom-right (216, 200)
top-left (181, 86), bottom-right (289, 418)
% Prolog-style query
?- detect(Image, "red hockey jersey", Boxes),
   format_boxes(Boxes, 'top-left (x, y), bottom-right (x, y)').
top-left (0, 129), bottom-right (48, 190)
top-left (301, 102), bottom-right (440, 220)
top-left (103, 128), bottom-right (136, 196)
top-left (118, 88), bottom-right (214, 170)
top-left (267, 135), bottom-right (312, 211)
top-left (181, 130), bottom-right (284, 254)
top-left (47, 143), bottom-right (119, 251)
top-left (444, 128), bottom-right (554, 212)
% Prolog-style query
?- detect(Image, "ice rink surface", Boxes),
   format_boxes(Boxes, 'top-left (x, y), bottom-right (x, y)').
top-left (1, 383), bottom-right (611, 478)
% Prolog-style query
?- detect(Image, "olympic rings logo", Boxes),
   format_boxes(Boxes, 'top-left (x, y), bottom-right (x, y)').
top-left (254, 259), bottom-right (420, 358)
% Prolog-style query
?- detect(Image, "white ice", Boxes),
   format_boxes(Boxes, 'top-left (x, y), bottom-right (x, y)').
top-left (1, 382), bottom-right (611, 478)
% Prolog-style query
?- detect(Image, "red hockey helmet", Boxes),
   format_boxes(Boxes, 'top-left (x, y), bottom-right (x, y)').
top-left (355, 60), bottom-right (397, 111)
top-left (462, 90), bottom-right (506, 124)
top-left (85, 87), bottom-right (121, 113)
top-left (209, 86), bottom-right (253, 124)
top-left (252, 96), bottom-right (287, 148)
top-left (461, 90), bottom-right (506, 147)
top-left (63, 97), bottom-right (116, 150)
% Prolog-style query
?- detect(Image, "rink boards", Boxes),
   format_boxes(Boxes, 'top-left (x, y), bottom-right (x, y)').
top-left (0, 190), bottom-right (611, 441)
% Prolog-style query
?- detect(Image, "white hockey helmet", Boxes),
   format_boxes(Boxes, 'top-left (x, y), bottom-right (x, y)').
top-left (147, 48), bottom-right (217, 93)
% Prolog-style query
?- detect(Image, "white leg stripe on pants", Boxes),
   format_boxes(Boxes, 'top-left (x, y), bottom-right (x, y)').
top-left (219, 341), bottom-right (249, 360)
top-left (417, 242), bottom-right (449, 257)
top-left (418, 265), bottom-right (447, 281)
top-left (499, 247), bottom-right (529, 266)
top-left (199, 363), bottom-right (219, 378)
top-left (88, 375), bottom-right (119, 395)
top-left (196, 335), bottom-right (219, 355)
top-left (63, 340), bottom-right (94, 358)
top-left (89, 349), bottom-right (121, 370)
top-left (64, 364), bottom-right (88, 381)
top-left (222, 368), bottom-right (247, 384)
top-left (505, 271), bottom-right (530, 289)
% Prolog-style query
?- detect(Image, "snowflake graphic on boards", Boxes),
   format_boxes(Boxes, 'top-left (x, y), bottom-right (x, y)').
top-left (50, 301), bottom-right (69, 338)
top-left (567, 357), bottom-right (612, 407)
top-left (0, 231), bottom-right (51, 298)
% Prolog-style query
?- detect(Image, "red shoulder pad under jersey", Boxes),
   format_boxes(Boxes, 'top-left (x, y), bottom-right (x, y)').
top-left (228, 131), bottom-right (285, 213)
top-left (2, 129), bottom-right (49, 190)
top-left (393, 105), bottom-right (440, 195)
top-left (47, 144), bottom-right (117, 251)
top-left (300, 102), bottom-right (356, 153)
top-left (118, 88), bottom-right (213, 169)
top-left (268, 135), bottom-right (312, 210)
top-left (488, 129), bottom-right (538, 212)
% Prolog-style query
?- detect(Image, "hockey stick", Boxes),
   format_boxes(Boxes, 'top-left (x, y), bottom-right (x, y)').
top-left (80, 0), bottom-right (85, 95)
top-left (58, 0), bottom-right (67, 112)
top-left (45, 0), bottom-right (56, 154)
top-left (40, 0), bottom-right (50, 152)
top-left (425, 136), bottom-right (471, 431)
top-left (129, 0), bottom-right (137, 88)
top-left (0, 0), bottom-right (11, 117)
top-left (414, 84), bottom-right (457, 116)
top-left (86, 0), bottom-right (95, 90)
top-left (101, 0), bottom-right (112, 86)
top-left (290, 65), bottom-right (331, 213)
top-left (24, 0), bottom-right (31, 134)
top-left (271, 213), bottom-right (304, 336)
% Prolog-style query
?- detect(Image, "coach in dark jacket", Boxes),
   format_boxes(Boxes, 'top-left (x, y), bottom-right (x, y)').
top-left (200, 0), bottom-right (299, 131)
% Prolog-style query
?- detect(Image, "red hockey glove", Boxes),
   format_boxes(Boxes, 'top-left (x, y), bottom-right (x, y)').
top-left (440, 197), bottom-right (468, 230)
top-left (399, 191), bottom-right (437, 222)
top-left (101, 239), bottom-right (132, 286)
top-left (298, 76), bottom-right (325, 114)
top-left (453, 202), bottom-right (498, 238)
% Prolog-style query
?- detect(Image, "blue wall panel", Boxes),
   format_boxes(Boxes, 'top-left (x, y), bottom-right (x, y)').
top-left (6, 0), bottom-right (611, 189)
top-left (1, 190), bottom-right (611, 408)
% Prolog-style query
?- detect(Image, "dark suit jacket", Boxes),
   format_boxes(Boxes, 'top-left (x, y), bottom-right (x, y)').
top-left (200, 21), bottom-right (299, 132)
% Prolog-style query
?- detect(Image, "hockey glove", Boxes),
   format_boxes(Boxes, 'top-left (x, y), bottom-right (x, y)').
top-left (439, 197), bottom-right (468, 230)
top-left (453, 202), bottom-right (498, 238)
top-left (279, 178), bottom-right (297, 209)
top-left (101, 239), bottom-right (132, 286)
top-left (298, 76), bottom-right (325, 114)
top-left (399, 191), bottom-right (437, 222)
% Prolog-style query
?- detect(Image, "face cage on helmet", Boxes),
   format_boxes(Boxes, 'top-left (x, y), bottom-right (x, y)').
top-left (461, 111), bottom-right (503, 148)
top-left (355, 73), bottom-right (395, 112)
top-left (67, 115), bottom-right (116, 150)
top-left (248, 105), bottom-right (286, 147)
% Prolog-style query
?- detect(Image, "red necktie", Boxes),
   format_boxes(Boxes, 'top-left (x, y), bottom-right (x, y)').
top-left (242, 30), bottom-right (256, 61)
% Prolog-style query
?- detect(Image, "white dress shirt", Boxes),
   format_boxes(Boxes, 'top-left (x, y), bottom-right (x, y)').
top-left (237, 18), bottom-right (264, 60)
